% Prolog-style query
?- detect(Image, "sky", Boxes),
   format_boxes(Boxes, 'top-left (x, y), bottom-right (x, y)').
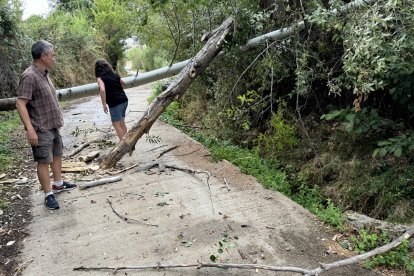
top-left (21, 0), bottom-right (51, 20)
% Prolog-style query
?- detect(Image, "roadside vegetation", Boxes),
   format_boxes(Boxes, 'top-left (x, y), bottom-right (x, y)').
top-left (0, 112), bottom-right (20, 173)
top-left (152, 80), bottom-right (414, 272)
top-left (1, 0), bottom-right (413, 273)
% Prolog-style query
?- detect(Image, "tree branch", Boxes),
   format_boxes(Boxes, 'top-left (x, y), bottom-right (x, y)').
top-left (74, 223), bottom-right (414, 275)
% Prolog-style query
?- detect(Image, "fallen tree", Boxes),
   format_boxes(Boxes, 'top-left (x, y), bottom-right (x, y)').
top-left (99, 17), bottom-right (234, 169)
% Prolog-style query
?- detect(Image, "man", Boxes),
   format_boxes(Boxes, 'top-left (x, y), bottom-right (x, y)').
top-left (16, 40), bottom-right (77, 210)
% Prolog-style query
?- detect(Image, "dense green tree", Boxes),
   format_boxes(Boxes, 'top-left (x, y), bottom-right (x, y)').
top-left (50, 0), bottom-right (93, 12)
top-left (0, 0), bottom-right (31, 98)
top-left (22, 10), bottom-right (102, 87)
top-left (92, 0), bottom-right (138, 69)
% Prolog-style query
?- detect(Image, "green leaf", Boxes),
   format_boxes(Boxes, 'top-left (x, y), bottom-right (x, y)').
top-left (377, 141), bottom-right (392, 146)
top-left (394, 147), bottom-right (402, 157)
top-left (210, 255), bottom-right (217, 262)
top-left (379, 147), bottom-right (387, 157)
top-left (345, 113), bottom-right (356, 122)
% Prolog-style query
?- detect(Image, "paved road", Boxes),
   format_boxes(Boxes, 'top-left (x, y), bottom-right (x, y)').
top-left (20, 84), bottom-right (379, 275)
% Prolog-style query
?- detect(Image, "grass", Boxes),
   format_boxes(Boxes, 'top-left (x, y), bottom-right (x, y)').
top-left (0, 111), bottom-right (21, 173)
top-left (193, 134), bottom-right (344, 228)
top-left (0, 199), bottom-right (7, 210)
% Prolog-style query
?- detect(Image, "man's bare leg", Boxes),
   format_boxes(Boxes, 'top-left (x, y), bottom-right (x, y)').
top-left (37, 162), bottom-right (52, 193)
top-left (50, 155), bottom-right (62, 182)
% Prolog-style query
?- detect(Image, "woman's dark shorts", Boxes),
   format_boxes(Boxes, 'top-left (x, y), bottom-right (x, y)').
top-left (109, 101), bottom-right (128, 122)
top-left (31, 128), bottom-right (63, 164)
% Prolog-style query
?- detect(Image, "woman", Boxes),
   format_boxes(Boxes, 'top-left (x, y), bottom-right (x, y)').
top-left (95, 59), bottom-right (128, 140)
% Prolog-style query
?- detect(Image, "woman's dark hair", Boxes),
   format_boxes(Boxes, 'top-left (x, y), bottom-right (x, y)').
top-left (95, 59), bottom-right (115, 78)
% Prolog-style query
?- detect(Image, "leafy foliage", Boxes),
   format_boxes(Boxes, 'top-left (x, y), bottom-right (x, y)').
top-left (254, 101), bottom-right (298, 156)
top-left (374, 131), bottom-right (414, 158)
top-left (0, 112), bottom-right (20, 171)
top-left (22, 10), bottom-right (100, 87)
top-left (126, 46), bottom-right (168, 72)
top-left (0, 0), bottom-right (31, 98)
top-left (350, 230), bottom-right (414, 271)
top-left (92, 0), bottom-right (137, 69)
top-left (321, 108), bottom-right (414, 158)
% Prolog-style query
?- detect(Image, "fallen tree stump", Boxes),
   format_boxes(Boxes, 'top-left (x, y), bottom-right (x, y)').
top-left (99, 17), bottom-right (234, 169)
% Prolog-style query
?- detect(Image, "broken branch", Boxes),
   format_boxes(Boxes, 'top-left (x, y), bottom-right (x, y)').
top-left (78, 176), bottom-right (122, 190)
top-left (67, 142), bottom-right (91, 157)
top-left (107, 162), bottom-right (142, 175)
top-left (224, 178), bottom-right (231, 191)
top-left (73, 223), bottom-right (414, 275)
top-left (78, 151), bottom-right (100, 163)
top-left (106, 199), bottom-right (158, 227)
top-left (156, 145), bottom-right (179, 159)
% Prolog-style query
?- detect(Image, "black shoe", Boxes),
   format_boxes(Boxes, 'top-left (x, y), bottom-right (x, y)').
top-left (45, 194), bottom-right (59, 209)
top-left (52, 181), bottom-right (77, 194)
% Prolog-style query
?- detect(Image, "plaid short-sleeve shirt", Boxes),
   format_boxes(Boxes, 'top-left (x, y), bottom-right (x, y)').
top-left (18, 65), bottom-right (63, 131)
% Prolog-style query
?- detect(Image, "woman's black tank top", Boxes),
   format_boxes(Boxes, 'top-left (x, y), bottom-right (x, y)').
top-left (100, 72), bottom-right (128, 107)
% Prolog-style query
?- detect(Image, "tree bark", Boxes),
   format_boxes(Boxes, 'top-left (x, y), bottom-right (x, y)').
top-left (0, 97), bottom-right (17, 111)
top-left (99, 17), bottom-right (234, 169)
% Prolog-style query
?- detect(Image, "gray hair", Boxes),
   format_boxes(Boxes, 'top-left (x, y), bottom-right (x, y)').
top-left (31, 40), bottom-right (54, 60)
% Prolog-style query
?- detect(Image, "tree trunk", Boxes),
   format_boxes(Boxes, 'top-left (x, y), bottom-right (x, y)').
top-left (0, 97), bottom-right (17, 111)
top-left (99, 17), bottom-right (234, 169)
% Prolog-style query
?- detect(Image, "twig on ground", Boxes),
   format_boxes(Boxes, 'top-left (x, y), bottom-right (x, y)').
top-left (205, 173), bottom-right (214, 214)
top-left (107, 162), bottom-right (142, 175)
top-left (165, 165), bottom-right (214, 213)
top-left (179, 198), bottom-right (186, 208)
top-left (147, 144), bottom-right (168, 152)
top-left (106, 199), bottom-right (158, 227)
top-left (156, 145), bottom-right (179, 159)
top-left (172, 148), bottom-right (200, 157)
top-left (78, 176), bottom-right (122, 190)
top-left (129, 110), bottom-right (146, 113)
top-left (13, 259), bottom-right (34, 276)
top-left (73, 223), bottom-right (414, 274)
top-left (133, 162), bottom-right (215, 213)
top-left (224, 178), bottom-right (231, 191)
top-left (166, 122), bottom-right (210, 130)
top-left (167, 165), bottom-right (214, 213)
top-left (165, 164), bottom-right (215, 213)
top-left (134, 162), bottom-right (159, 173)
top-left (237, 249), bottom-right (247, 260)
top-left (67, 138), bottom-right (99, 157)
top-left (67, 142), bottom-right (90, 158)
